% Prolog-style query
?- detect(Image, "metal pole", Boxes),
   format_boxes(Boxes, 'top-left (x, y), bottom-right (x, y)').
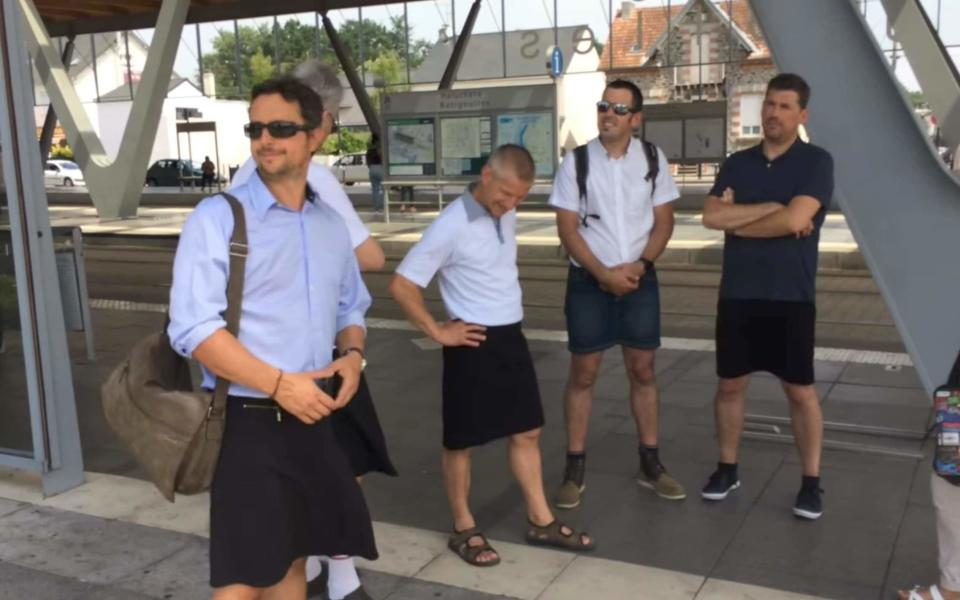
top-left (439, 0), bottom-right (482, 89)
top-left (608, 0), bottom-right (612, 71)
top-left (314, 12), bottom-right (321, 57)
top-left (123, 31), bottom-right (134, 100)
top-left (553, 0), bottom-right (558, 48)
top-left (404, 2), bottom-right (411, 84)
top-left (196, 23), bottom-right (204, 95)
top-left (501, 0), bottom-right (506, 78)
top-left (666, 0), bottom-right (671, 67)
top-left (39, 34), bottom-right (74, 161)
top-left (359, 6), bottom-right (365, 87)
top-left (90, 34), bottom-right (100, 102)
top-left (273, 16), bottom-right (280, 74)
top-left (452, 0), bottom-right (456, 37)
top-left (233, 19), bottom-right (242, 96)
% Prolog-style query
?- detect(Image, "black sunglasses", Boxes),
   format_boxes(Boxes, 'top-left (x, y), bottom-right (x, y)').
top-left (596, 100), bottom-right (637, 116)
top-left (244, 121), bottom-right (313, 140)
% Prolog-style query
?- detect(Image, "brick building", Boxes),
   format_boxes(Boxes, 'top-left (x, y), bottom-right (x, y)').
top-left (601, 0), bottom-right (777, 154)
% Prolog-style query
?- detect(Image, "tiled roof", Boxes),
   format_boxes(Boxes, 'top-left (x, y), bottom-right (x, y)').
top-left (600, 0), bottom-right (770, 71)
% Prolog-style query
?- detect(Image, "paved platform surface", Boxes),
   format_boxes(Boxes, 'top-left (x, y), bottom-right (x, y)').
top-left (0, 300), bottom-right (941, 599)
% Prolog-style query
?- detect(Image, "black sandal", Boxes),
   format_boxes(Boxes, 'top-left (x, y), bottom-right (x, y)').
top-left (525, 519), bottom-right (595, 551)
top-left (448, 526), bottom-right (501, 567)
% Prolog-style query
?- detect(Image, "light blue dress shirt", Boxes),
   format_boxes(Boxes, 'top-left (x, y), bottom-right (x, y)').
top-left (395, 186), bottom-right (523, 327)
top-left (167, 170), bottom-right (371, 398)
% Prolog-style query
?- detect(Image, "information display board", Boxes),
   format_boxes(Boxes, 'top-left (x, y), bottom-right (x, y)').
top-left (496, 112), bottom-right (555, 177)
top-left (440, 116), bottom-right (492, 176)
top-left (387, 117), bottom-right (436, 176)
top-left (381, 85), bottom-right (557, 181)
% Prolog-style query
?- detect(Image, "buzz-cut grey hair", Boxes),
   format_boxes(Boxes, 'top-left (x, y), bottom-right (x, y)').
top-left (291, 59), bottom-right (343, 120)
top-left (487, 144), bottom-right (536, 182)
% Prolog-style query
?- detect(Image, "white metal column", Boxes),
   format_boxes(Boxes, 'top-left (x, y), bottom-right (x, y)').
top-left (0, 0), bottom-right (83, 496)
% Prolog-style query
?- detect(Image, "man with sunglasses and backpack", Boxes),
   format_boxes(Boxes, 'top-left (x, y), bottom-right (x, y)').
top-left (548, 80), bottom-right (684, 509)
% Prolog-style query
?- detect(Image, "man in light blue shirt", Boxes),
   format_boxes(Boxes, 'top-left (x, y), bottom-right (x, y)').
top-left (390, 145), bottom-right (594, 568)
top-left (168, 77), bottom-right (377, 599)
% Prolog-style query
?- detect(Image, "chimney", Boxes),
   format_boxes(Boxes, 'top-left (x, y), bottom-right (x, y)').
top-left (202, 72), bottom-right (216, 98)
top-left (621, 1), bottom-right (634, 18)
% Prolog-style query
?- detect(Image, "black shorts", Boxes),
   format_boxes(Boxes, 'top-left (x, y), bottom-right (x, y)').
top-left (441, 323), bottom-right (545, 450)
top-left (715, 299), bottom-right (816, 385)
top-left (209, 397), bottom-right (378, 588)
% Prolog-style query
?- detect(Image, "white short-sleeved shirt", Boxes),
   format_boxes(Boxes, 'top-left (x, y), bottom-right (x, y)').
top-left (548, 137), bottom-right (679, 268)
top-left (230, 158), bottom-right (370, 249)
top-left (395, 187), bottom-right (522, 327)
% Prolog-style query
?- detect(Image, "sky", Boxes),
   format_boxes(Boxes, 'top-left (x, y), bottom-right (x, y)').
top-left (134, 0), bottom-right (959, 94)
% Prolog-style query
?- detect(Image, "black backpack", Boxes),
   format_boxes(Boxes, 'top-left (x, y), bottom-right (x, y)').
top-left (574, 139), bottom-right (660, 228)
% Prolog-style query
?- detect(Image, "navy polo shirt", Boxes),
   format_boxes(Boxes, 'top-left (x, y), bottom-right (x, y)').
top-left (710, 139), bottom-right (834, 303)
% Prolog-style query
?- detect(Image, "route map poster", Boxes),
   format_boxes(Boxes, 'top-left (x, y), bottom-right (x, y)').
top-left (496, 112), bottom-right (555, 177)
top-left (387, 117), bottom-right (436, 176)
top-left (440, 116), bottom-right (492, 176)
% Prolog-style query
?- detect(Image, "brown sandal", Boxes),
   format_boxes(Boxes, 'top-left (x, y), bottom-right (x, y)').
top-left (448, 527), bottom-right (501, 567)
top-left (525, 519), bottom-right (595, 551)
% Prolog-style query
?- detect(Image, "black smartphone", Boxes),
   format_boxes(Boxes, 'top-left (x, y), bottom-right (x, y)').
top-left (314, 373), bottom-right (343, 397)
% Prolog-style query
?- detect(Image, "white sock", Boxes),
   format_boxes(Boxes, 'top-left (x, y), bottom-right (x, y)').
top-left (305, 556), bottom-right (324, 582)
top-left (326, 556), bottom-right (360, 600)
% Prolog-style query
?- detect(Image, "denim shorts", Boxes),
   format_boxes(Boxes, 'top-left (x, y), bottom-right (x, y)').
top-left (563, 264), bottom-right (662, 354)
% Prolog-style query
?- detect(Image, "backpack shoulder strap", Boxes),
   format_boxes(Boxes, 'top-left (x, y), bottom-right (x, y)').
top-left (211, 192), bottom-right (248, 414)
top-left (642, 139), bottom-right (659, 197)
top-left (573, 144), bottom-right (589, 201)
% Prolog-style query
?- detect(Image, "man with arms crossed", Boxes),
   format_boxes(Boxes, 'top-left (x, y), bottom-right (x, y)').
top-left (551, 80), bottom-right (684, 509)
top-left (700, 73), bottom-right (834, 520)
top-left (389, 145), bottom-right (594, 567)
top-left (169, 77), bottom-right (376, 599)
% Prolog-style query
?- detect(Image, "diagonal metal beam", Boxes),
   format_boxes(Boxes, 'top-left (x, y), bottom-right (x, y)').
top-left (38, 33), bottom-right (73, 160)
top-left (23, 0), bottom-right (190, 218)
top-left (439, 0), bottom-right (482, 90)
top-left (321, 10), bottom-right (381, 139)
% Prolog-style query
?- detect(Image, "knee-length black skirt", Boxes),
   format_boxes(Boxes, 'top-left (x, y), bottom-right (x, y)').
top-left (328, 349), bottom-right (397, 477)
top-left (441, 322), bottom-right (545, 450)
top-left (209, 397), bottom-right (378, 588)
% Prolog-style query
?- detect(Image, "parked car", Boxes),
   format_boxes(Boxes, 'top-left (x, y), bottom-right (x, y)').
top-left (331, 153), bottom-right (369, 185)
top-left (144, 159), bottom-right (224, 187)
top-left (44, 160), bottom-right (84, 187)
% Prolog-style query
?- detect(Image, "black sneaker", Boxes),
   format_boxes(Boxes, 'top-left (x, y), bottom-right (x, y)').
top-left (701, 469), bottom-right (741, 501)
top-left (793, 486), bottom-right (824, 520)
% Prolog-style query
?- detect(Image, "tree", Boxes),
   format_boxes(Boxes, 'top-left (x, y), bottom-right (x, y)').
top-left (365, 51), bottom-right (408, 107)
top-left (201, 18), bottom-right (432, 99)
top-left (249, 48), bottom-right (274, 85)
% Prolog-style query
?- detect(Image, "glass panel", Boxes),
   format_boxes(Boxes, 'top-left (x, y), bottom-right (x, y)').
top-left (0, 189), bottom-right (35, 456)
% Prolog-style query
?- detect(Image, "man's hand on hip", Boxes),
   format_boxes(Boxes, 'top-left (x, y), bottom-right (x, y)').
top-left (433, 320), bottom-right (487, 347)
top-left (272, 370), bottom-right (337, 425)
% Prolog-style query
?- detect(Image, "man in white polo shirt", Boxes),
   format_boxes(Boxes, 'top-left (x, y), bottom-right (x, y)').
top-left (389, 145), bottom-right (595, 567)
top-left (550, 80), bottom-right (684, 509)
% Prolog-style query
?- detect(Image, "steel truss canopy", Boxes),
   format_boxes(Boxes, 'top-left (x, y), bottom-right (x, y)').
top-left (36, 0), bottom-right (395, 36)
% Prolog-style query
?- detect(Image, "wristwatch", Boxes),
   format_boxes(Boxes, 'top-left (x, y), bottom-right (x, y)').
top-left (639, 258), bottom-right (655, 272)
top-left (341, 347), bottom-right (367, 371)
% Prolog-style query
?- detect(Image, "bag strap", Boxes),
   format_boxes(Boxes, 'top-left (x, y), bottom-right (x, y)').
top-left (642, 139), bottom-right (659, 198)
top-left (210, 192), bottom-right (248, 417)
top-left (573, 144), bottom-right (598, 228)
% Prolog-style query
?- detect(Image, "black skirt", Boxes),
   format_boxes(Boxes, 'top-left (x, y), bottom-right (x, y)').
top-left (209, 397), bottom-right (378, 588)
top-left (716, 299), bottom-right (816, 385)
top-left (441, 322), bottom-right (545, 450)
top-left (330, 371), bottom-right (398, 477)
